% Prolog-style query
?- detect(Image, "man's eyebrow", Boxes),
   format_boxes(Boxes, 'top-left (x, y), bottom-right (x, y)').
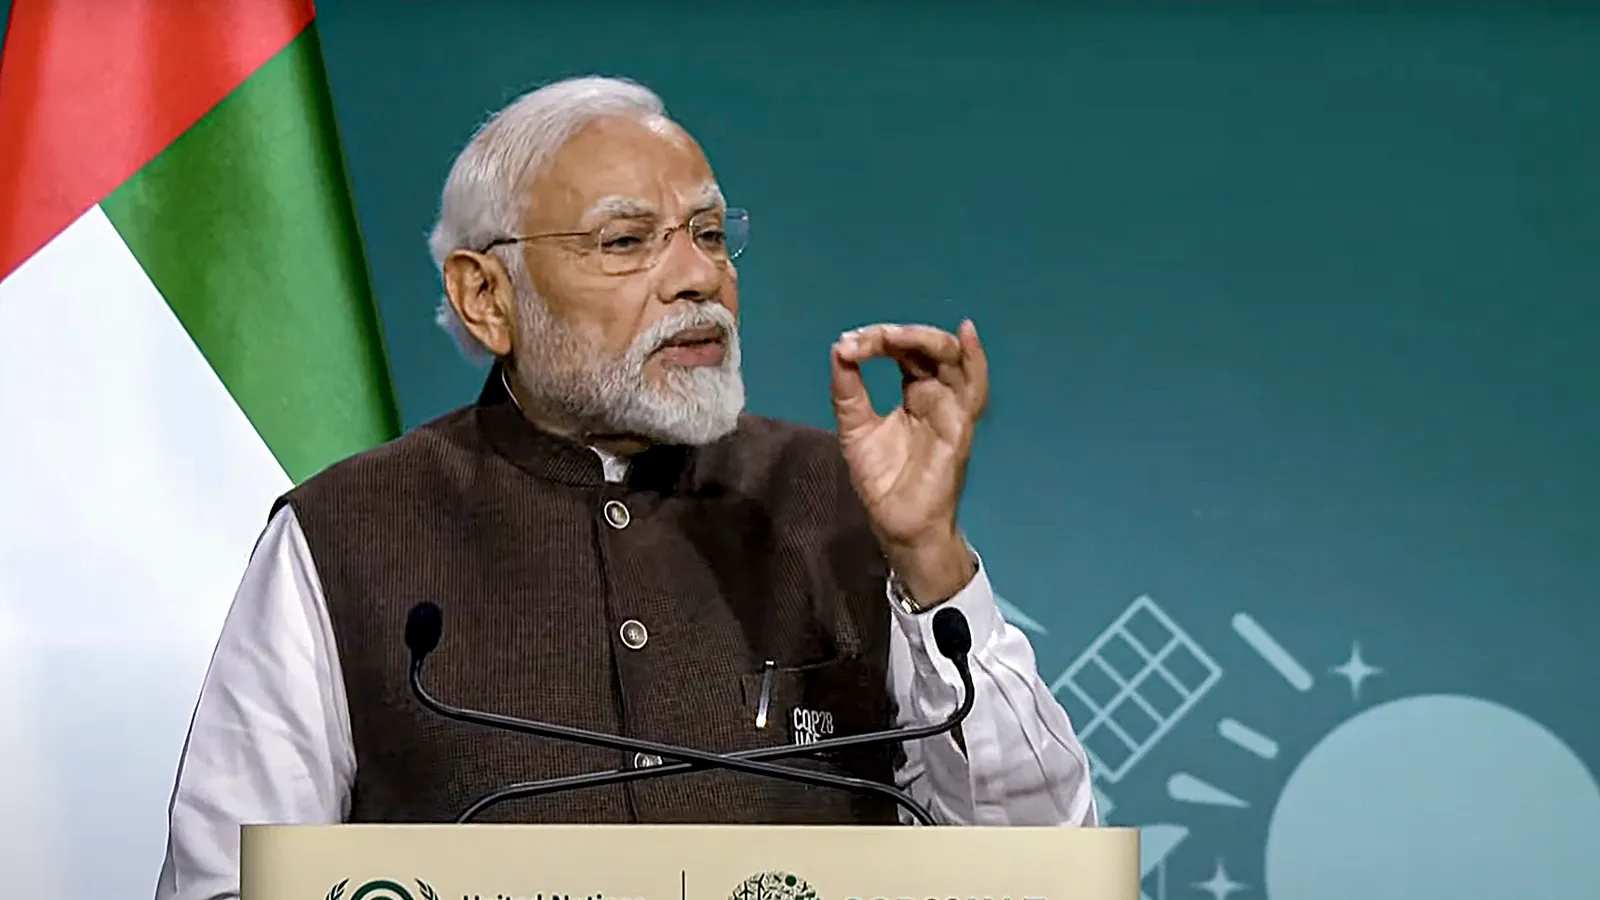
top-left (579, 195), bottom-right (656, 226)
top-left (693, 182), bottom-right (725, 212)
top-left (579, 184), bottom-right (724, 227)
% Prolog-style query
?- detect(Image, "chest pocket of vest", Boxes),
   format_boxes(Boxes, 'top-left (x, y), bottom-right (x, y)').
top-left (738, 654), bottom-right (887, 753)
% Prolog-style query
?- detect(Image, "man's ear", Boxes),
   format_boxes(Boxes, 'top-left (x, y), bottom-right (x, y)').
top-left (442, 249), bottom-right (516, 357)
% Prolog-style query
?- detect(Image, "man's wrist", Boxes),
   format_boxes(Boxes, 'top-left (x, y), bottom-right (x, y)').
top-left (886, 532), bottom-right (978, 612)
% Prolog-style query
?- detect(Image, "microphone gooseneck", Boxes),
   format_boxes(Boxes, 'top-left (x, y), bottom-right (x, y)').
top-left (405, 612), bottom-right (948, 825)
top-left (446, 608), bottom-right (980, 824)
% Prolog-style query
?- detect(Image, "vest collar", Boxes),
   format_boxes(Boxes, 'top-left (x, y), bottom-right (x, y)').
top-left (474, 361), bottom-right (695, 491)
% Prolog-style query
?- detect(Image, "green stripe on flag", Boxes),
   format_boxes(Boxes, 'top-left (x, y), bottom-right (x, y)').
top-left (102, 23), bottom-right (400, 483)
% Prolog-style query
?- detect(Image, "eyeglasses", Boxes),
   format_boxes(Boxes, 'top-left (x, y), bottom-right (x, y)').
top-left (480, 207), bottom-right (750, 276)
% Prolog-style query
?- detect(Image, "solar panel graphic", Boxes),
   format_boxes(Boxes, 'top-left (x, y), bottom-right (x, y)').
top-left (1051, 596), bottom-right (1223, 782)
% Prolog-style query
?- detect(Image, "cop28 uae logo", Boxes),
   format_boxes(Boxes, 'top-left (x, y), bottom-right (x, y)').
top-left (730, 871), bottom-right (818, 900)
top-left (325, 878), bottom-right (439, 900)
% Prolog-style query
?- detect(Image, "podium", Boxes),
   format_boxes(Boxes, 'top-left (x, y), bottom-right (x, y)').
top-left (241, 824), bottom-right (1140, 900)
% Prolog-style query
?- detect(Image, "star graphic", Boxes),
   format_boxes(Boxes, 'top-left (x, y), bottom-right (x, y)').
top-left (1330, 641), bottom-right (1383, 700)
top-left (1192, 858), bottom-right (1246, 900)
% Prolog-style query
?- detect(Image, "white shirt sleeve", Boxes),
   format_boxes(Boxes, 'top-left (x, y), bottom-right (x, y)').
top-left (887, 551), bottom-right (1099, 826)
top-left (153, 506), bottom-right (352, 900)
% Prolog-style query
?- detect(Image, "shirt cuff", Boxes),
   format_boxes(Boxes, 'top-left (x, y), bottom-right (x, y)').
top-left (886, 548), bottom-right (1003, 685)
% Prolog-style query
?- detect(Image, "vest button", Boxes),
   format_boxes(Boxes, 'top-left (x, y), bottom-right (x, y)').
top-left (632, 752), bottom-right (663, 769)
top-left (619, 618), bottom-right (649, 650)
top-left (603, 499), bottom-right (631, 529)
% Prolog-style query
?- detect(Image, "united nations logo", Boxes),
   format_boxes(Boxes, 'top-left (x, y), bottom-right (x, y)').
top-left (325, 878), bottom-right (440, 900)
top-left (730, 871), bottom-right (819, 900)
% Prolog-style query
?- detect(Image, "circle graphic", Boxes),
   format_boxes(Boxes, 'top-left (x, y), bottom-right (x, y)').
top-left (1265, 694), bottom-right (1600, 900)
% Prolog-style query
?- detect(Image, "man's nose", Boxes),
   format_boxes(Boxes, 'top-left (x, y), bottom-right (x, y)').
top-left (654, 229), bottom-right (727, 303)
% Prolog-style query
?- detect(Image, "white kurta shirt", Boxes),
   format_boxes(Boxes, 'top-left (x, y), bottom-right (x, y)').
top-left (153, 452), bottom-right (1098, 900)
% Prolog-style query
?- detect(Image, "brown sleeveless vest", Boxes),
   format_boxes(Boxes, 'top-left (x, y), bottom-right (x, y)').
top-left (274, 369), bottom-right (899, 824)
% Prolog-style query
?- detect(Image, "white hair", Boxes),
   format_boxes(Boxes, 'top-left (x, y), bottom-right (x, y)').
top-left (427, 75), bottom-right (667, 359)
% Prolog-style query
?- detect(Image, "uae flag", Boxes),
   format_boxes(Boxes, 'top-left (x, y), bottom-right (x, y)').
top-left (0, 1), bottom-right (398, 894)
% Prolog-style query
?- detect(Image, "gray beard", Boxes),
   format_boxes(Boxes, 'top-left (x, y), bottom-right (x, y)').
top-left (508, 289), bottom-right (745, 446)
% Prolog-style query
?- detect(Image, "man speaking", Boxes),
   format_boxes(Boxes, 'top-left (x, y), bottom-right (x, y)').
top-left (155, 76), bottom-right (1096, 900)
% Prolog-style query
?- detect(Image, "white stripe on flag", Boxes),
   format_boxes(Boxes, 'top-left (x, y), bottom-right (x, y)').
top-left (0, 206), bottom-right (293, 897)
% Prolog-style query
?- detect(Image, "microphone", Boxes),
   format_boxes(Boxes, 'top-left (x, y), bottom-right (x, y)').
top-left (404, 598), bottom-right (443, 657)
top-left (403, 602), bottom-right (975, 826)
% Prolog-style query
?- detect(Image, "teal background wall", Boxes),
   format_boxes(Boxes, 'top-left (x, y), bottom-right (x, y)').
top-left (314, 4), bottom-right (1600, 897)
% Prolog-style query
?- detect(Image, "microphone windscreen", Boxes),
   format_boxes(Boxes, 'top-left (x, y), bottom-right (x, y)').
top-left (931, 607), bottom-right (972, 660)
top-left (405, 602), bottom-right (444, 659)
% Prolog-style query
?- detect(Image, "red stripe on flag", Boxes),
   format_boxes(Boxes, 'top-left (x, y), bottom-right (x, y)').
top-left (0, 0), bottom-right (317, 279)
